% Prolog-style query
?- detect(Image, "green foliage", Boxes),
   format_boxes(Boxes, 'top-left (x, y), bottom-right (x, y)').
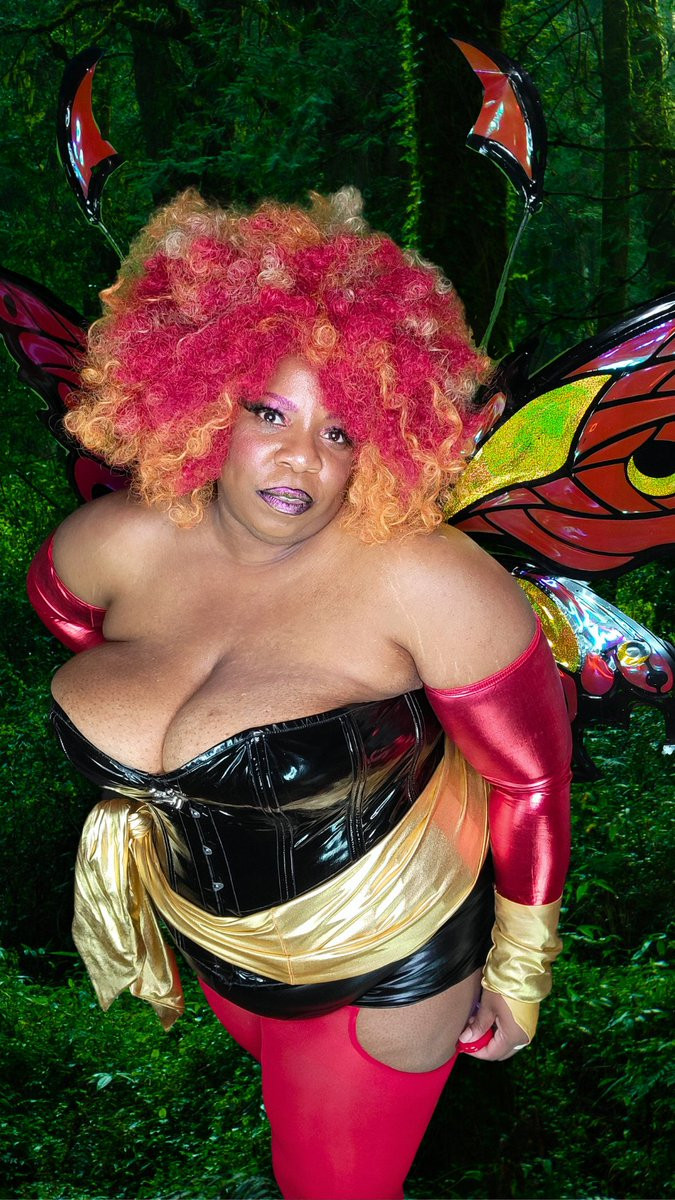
top-left (567, 712), bottom-right (674, 959)
top-left (0, 0), bottom-right (408, 308)
top-left (501, 0), bottom-right (674, 356)
top-left (406, 960), bottom-right (674, 1199)
top-left (616, 561), bottom-right (675, 644)
top-left (0, 955), bottom-right (275, 1199)
top-left (406, 712), bottom-right (675, 1200)
top-left (395, 0), bottom-right (423, 248)
top-left (1, 709), bottom-right (672, 1199)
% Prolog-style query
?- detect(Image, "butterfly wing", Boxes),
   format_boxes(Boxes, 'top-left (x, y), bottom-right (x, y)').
top-left (448, 292), bottom-right (675, 576)
top-left (511, 566), bottom-right (675, 776)
top-left (0, 266), bottom-right (128, 500)
top-left (446, 295), bottom-right (675, 763)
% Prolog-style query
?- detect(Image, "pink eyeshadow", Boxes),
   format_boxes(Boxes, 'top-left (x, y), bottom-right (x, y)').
top-left (263, 391), bottom-right (298, 412)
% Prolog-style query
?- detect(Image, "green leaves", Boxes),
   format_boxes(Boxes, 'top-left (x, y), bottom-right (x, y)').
top-left (0, 958), bottom-right (274, 1198)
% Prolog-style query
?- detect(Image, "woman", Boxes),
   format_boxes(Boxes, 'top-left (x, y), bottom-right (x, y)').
top-left (28, 187), bottom-right (571, 1200)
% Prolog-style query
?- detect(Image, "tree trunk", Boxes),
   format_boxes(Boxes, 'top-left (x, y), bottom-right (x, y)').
top-left (598, 0), bottom-right (631, 325)
top-left (131, 29), bottom-right (182, 162)
top-left (630, 0), bottom-right (674, 298)
top-left (128, 1), bottom-right (198, 203)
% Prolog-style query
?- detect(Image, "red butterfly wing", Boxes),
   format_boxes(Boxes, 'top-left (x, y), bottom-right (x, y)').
top-left (0, 268), bottom-right (85, 420)
top-left (512, 567), bottom-right (675, 776)
top-left (0, 266), bottom-right (128, 501)
top-left (450, 294), bottom-right (675, 576)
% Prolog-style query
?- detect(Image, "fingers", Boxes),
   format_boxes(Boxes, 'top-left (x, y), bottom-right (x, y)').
top-left (457, 998), bottom-right (494, 1046)
top-left (456, 1027), bottom-right (494, 1055)
top-left (469, 1023), bottom-right (528, 1061)
top-left (457, 995), bottom-right (530, 1062)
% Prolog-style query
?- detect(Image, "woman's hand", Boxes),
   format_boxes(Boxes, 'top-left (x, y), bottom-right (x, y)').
top-left (457, 991), bottom-right (530, 1061)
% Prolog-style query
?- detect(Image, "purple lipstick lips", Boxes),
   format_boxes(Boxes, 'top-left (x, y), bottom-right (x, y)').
top-left (258, 487), bottom-right (313, 515)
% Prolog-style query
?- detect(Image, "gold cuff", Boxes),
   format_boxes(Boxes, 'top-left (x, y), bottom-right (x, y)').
top-left (481, 892), bottom-right (563, 1041)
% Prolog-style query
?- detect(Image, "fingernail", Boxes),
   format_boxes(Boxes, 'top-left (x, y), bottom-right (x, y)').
top-left (456, 1028), bottom-right (494, 1054)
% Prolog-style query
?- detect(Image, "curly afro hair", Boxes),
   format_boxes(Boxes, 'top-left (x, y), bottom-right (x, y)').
top-left (66, 187), bottom-right (492, 538)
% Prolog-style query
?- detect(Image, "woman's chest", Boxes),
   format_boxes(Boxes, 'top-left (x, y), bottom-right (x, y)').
top-left (51, 586), bottom-right (419, 773)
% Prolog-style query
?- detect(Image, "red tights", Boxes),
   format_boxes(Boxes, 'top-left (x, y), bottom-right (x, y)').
top-left (200, 980), bottom-right (459, 1200)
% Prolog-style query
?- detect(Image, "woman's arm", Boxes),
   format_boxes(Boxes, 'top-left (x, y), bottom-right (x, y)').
top-left (27, 532), bottom-right (107, 652)
top-left (26, 491), bottom-right (144, 651)
top-left (389, 527), bottom-right (572, 1058)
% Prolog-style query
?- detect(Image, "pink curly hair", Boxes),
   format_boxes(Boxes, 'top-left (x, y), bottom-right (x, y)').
top-left (66, 187), bottom-right (492, 538)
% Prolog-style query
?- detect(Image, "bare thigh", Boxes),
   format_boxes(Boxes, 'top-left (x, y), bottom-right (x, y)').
top-left (356, 968), bottom-right (482, 1073)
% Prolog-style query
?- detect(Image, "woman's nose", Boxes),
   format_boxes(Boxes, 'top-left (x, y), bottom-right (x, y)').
top-left (275, 428), bottom-right (322, 472)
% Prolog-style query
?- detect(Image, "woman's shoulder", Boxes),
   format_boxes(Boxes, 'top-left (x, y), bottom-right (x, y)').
top-left (377, 523), bottom-right (513, 594)
top-left (51, 491), bottom-right (169, 607)
top-left (376, 524), bottom-right (537, 688)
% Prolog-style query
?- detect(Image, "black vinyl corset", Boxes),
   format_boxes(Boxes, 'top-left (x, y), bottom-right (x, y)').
top-left (51, 690), bottom-right (443, 917)
top-left (52, 694), bottom-right (497, 1015)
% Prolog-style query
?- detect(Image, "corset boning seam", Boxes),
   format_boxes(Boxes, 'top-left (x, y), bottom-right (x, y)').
top-left (341, 711), bottom-right (366, 859)
top-left (404, 691), bottom-right (424, 808)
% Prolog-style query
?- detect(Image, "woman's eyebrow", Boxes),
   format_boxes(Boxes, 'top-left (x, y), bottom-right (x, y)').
top-left (263, 391), bottom-right (298, 412)
top-left (262, 390), bottom-right (345, 426)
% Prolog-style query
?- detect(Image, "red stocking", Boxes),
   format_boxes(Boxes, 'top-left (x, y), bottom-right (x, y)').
top-left (201, 981), bottom-right (457, 1200)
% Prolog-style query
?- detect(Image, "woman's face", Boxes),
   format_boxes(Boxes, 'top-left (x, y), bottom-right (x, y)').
top-left (217, 357), bottom-right (356, 549)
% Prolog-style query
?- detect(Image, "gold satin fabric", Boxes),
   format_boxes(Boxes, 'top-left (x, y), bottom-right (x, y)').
top-left (73, 743), bottom-right (490, 1028)
top-left (72, 798), bottom-right (184, 1030)
top-left (482, 892), bottom-right (564, 1041)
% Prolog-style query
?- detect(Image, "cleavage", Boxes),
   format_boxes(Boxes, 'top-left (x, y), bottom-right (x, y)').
top-left (50, 637), bottom-right (388, 775)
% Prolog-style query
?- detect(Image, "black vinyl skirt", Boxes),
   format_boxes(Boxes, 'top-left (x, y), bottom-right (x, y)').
top-left (176, 856), bottom-right (495, 1019)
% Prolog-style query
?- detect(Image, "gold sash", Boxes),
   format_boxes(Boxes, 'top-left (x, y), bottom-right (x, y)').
top-left (73, 743), bottom-right (490, 1028)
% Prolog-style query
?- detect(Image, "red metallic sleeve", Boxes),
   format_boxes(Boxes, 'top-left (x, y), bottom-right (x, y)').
top-left (424, 621), bottom-right (572, 905)
top-left (27, 533), bottom-right (107, 653)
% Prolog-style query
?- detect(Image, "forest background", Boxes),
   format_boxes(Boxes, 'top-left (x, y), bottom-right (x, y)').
top-left (0, 1), bottom-right (673, 1197)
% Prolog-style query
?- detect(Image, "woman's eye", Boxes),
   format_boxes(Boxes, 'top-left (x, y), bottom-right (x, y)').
top-left (244, 403), bottom-right (285, 425)
top-left (325, 427), bottom-right (353, 447)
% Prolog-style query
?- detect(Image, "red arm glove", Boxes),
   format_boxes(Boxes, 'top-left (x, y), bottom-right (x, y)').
top-left (425, 621), bottom-right (572, 1039)
top-left (27, 533), bottom-right (106, 653)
